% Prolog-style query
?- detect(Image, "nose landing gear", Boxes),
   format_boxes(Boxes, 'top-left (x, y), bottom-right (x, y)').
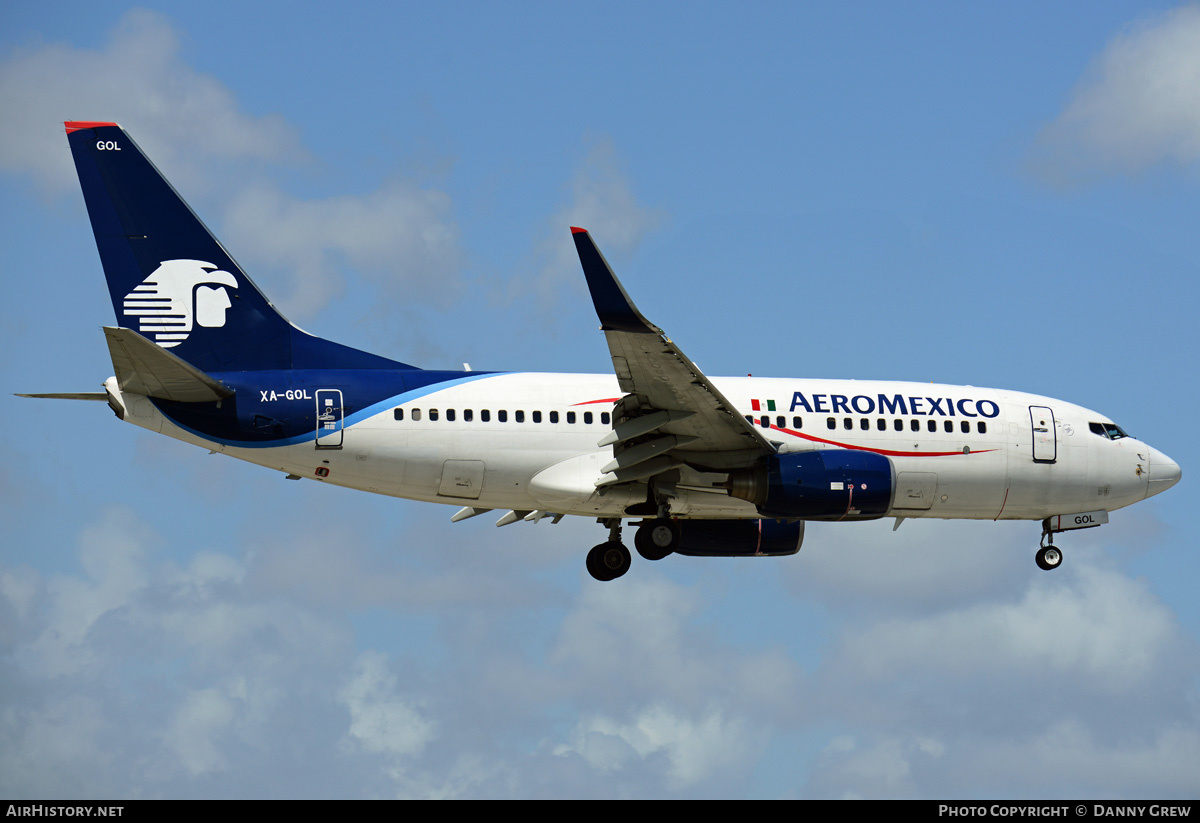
top-left (1034, 510), bottom-right (1109, 570)
top-left (1035, 544), bottom-right (1062, 571)
top-left (1036, 521), bottom-right (1063, 571)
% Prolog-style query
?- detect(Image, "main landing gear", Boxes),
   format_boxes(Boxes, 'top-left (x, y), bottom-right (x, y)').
top-left (586, 518), bottom-right (680, 581)
top-left (634, 518), bottom-right (679, 561)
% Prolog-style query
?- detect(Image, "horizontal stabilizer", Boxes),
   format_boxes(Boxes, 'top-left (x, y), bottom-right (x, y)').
top-left (16, 392), bottom-right (107, 400)
top-left (104, 326), bottom-right (234, 403)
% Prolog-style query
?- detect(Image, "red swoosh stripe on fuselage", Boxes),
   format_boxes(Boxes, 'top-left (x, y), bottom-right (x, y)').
top-left (770, 425), bottom-right (996, 458)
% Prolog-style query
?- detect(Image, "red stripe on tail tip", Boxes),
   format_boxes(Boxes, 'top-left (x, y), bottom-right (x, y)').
top-left (570, 226), bottom-right (588, 234)
top-left (65, 121), bottom-right (118, 133)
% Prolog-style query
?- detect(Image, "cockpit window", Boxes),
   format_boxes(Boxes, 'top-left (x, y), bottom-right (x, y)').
top-left (1089, 421), bottom-right (1129, 440)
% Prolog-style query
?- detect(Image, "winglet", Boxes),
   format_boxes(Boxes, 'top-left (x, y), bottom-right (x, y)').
top-left (570, 229), bottom-right (661, 334)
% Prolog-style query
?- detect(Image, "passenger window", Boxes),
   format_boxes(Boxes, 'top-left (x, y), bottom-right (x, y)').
top-left (792, 416), bottom-right (803, 429)
top-left (515, 410), bottom-right (525, 423)
top-left (498, 410), bottom-right (507, 423)
top-left (961, 420), bottom-right (969, 434)
top-left (944, 420), bottom-right (953, 433)
top-left (827, 417), bottom-right (836, 430)
top-left (429, 409), bottom-right (439, 421)
top-left (776, 416), bottom-right (785, 428)
top-left (745, 415), bottom-right (754, 425)
top-left (464, 409), bottom-right (473, 422)
top-left (394, 408), bottom-right (404, 421)
top-left (860, 418), bottom-right (870, 431)
top-left (843, 418), bottom-right (853, 430)
top-left (877, 418), bottom-right (886, 431)
top-left (977, 421), bottom-right (987, 434)
top-left (894, 419), bottom-right (903, 432)
top-left (533, 411), bottom-right (542, 423)
top-left (760, 416), bottom-right (770, 428)
top-left (481, 409), bottom-right (490, 422)
top-left (927, 420), bottom-right (936, 433)
top-left (601, 412), bottom-right (611, 425)
top-left (567, 412), bottom-right (576, 424)
top-left (584, 412), bottom-right (593, 424)
top-left (910, 419), bottom-right (919, 432)
top-left (447, 409), bottom-right (456, 422)
top-left (550, 411), bottom-right (559, 423)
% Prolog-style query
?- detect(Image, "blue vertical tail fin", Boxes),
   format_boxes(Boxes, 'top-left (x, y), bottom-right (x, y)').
top-left (65, 121), bottom-right (416, 372)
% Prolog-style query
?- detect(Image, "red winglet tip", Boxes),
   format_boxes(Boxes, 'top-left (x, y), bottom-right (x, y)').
top-left (64, 121), bottom-right (118, 133)
top-left (570, 226), bottom-right (588, 234)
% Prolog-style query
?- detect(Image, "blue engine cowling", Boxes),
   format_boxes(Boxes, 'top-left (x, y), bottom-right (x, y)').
top-left (672, 519), bottom-right (804, 557)
top-left (763, 450), bottom-right (894, 519)
top-left (728, 449), bottom-right (895, 520)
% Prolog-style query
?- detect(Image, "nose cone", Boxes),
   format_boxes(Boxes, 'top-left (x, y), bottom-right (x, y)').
top-left (1146, 446), bottom-right (1182, 498)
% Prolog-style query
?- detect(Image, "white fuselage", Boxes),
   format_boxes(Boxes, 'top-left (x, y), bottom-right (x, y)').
top-left (106, 373), bottom-right (1171, 524)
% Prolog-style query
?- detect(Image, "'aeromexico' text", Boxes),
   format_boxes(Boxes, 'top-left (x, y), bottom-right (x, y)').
top-left (789, 392), bottom-right (1000, 418)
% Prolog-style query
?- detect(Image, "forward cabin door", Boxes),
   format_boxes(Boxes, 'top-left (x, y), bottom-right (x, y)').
top-left (1029, 405), bottom-right (1056, 464)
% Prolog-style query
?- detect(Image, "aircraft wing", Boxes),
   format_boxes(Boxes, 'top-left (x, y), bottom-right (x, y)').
top-left (571, 228), bottom-right (774, 484)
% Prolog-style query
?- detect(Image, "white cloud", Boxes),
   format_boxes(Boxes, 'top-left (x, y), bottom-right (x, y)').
top-left (0, 695), bottom-right (112, 797)
top-left (0, 9), bottom-right (302, 196)
top-left (808, 721), bottom-right (1200, 800)
top-left (784, 518), bottom-right (1028, 615)
top-left (0, 9), bottom-right (464, 321)
top-left (339, 651), bottom-right (436, 761)
top-left (518, 138), bottom-right (664, 306)
top-left (829, 564), bottom-right (1182, 693)
top-left (166, 687), bottom-right (239, 777)
top-left (558, 705), bottom-right (763, 788)
top-left (0, 507), bottom-right (357, 794)
top-left (19, 507), bottom-right (154, 679)
top-left (551, 575), bottom-right (803, 715)
top-left (802, 561), bottom-right (1200, 798)
top-left (1035, 6), bottom-right (1200, 179)
top-left (810, 735), bottom-right (943, 799)
top-left (221, 179), bottom-right (462, 320)
top-left (2, 503), bottom-right (1196, 798)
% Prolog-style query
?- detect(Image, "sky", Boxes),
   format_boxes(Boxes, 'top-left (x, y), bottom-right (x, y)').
top-left (1, 1), bottom-right (1197, 799)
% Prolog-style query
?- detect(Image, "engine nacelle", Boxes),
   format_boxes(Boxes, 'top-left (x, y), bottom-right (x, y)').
top-left (672, 519), bottom-right (804, 557)
top-left (727, 449), bottom-right (895, 520)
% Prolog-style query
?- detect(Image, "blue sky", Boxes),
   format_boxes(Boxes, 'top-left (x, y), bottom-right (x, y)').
top-left (1, 1), bottom-right (1197, 799)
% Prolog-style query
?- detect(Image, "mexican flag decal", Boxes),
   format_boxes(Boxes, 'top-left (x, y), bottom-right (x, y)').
top-left (750, 399), bottom-right (776, 412)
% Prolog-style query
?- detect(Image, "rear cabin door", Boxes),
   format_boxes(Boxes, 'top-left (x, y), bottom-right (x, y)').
top-left (315, 389), bottom-right (344, 449)
top-left (1029, 405), bottom-right (1056, 464)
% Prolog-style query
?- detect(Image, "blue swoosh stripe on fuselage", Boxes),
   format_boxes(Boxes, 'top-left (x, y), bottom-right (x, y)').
top-left (150, 371), bottom-right (506, 449)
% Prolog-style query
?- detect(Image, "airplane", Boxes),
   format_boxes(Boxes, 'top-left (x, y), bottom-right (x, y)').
top-left (22, 121), bottom-right (1181, 582)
